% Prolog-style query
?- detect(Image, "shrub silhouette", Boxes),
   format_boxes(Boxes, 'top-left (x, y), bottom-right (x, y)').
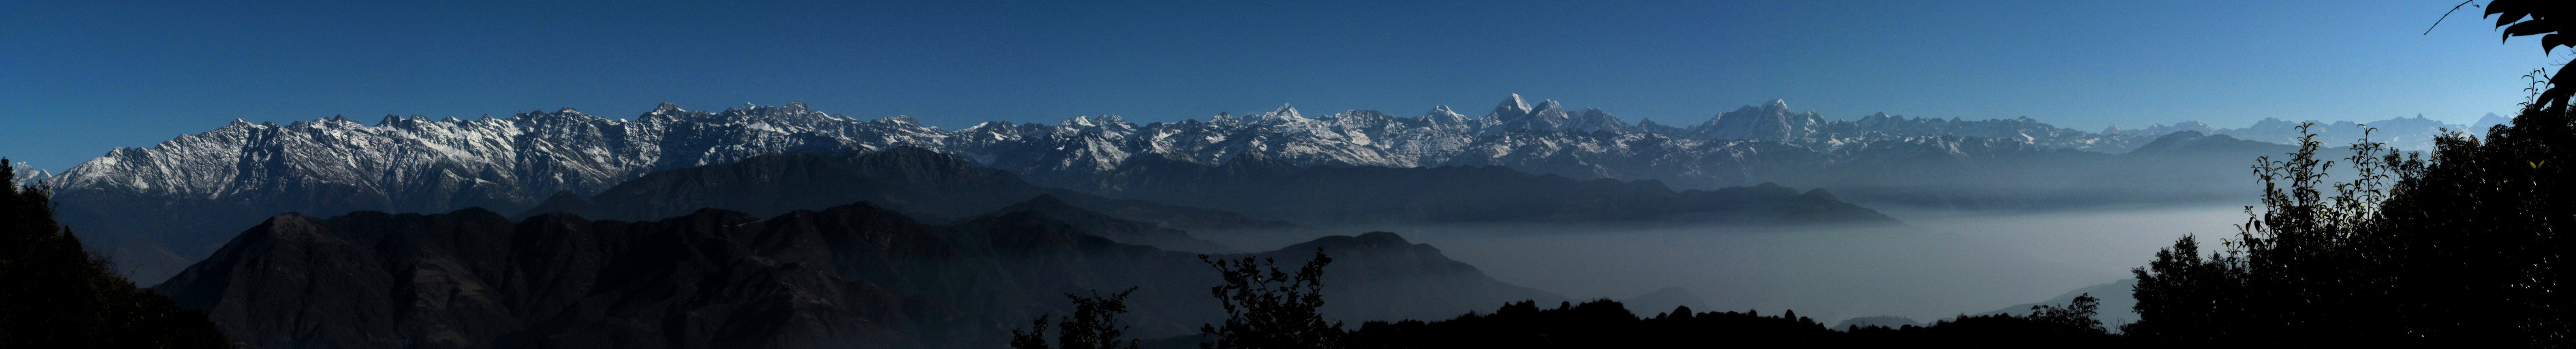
top-left (1198, 249), bottom-right (1341, 349)
top-left (2027, 293), bottom-right (2105, 335)
top-left (1012, 288), bottom-right (1143, 349)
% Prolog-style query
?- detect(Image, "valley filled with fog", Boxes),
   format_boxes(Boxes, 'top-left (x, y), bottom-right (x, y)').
top-left (1200, 204), bottom-right (2248, 327)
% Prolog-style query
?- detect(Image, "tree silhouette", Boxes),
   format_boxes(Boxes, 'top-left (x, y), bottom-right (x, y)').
top-left (0, 159), bottom-right (233, 348)
top-left (2027, 293), bottom-right (2105, 335)
top-left (2486, 1), bottom-right (2575, 111)
top-left (1011, 287), bottom-right (1143, 349)
top-left (2129, 57), bottom-right (2576, 348)
top-left (2124, 2), bottom-right (2576, 346)
top-left (2125, 235), bottom-right (2252, 343)
top-left (1198, 249), bottom-right (1341, 349)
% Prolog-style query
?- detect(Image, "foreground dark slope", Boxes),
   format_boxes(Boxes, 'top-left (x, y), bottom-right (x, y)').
top-left (156, 201), bottom-right (1556, 349)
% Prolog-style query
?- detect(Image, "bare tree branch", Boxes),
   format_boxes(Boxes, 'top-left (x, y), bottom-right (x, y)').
top-left (2425, 0), bottom-right (2480, 35)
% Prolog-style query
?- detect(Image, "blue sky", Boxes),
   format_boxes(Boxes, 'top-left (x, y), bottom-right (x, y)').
top-left (0, 0), bottom-right (2554, 172)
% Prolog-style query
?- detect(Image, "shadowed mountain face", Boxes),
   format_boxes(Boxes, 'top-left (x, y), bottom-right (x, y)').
top-left (1081, 152), bottom-right (1897, 228)
top-left (516, 147), bottom-right (1035, 223)
top-left (967, 194), bottom-right (1237, 254)
top-left (155, 202), bottom-right (1557, 349)
top-left (527, 146), bottom-right (1892, 239)
top-left (1760, 130), bottom-right (2300, 211)
top-left (521, 147), bottom-right (1282, 253)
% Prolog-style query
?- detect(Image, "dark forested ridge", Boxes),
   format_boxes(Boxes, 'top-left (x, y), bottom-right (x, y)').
top-left (521, 147), bottom-right (1295, 242)
top-left (533, 146), bottom-right (1898, 232)
top-left (0, 160), bottom-right (232, 348)
top-left (1340, 299), bottom-right (2126, 348)
top-left (155, 200), bottom-right (1555, 348)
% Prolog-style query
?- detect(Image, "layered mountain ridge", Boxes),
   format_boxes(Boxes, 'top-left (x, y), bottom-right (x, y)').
top-left (521, 147), bottom-right (1277, 253)
top-left (155, 200), bottom-right (1558, 349)
top-left (49, 95), bottom-right (2146, 217)
top-left (2100, 112), bottom-right (2496, 151)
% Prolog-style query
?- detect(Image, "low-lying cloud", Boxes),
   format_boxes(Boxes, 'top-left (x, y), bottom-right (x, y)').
top-left (1207, 204), bottom-right (2248, 324)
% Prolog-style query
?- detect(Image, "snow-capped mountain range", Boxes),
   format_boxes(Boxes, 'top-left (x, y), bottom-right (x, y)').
top-left (37, 94), bottom-right (2470, 283)
top-left (50, 95), bottom-right (2141, 216)
top-left (2100, 113), bottom-right (2502, 152)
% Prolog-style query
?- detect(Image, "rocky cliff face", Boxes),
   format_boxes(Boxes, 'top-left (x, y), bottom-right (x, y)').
top-left (156, 202), bottom-right (1557, 349)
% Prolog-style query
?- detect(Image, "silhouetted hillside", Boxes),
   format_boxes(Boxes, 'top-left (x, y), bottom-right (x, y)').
top-left (157, 201), bottom-right (1554, 348)
top-left (1983, 279), bottom-right (2139, 331)
top-left (1341, 299), bottom-right (2130, 348)
top-left (971, 194), bottom-right (1235, 253)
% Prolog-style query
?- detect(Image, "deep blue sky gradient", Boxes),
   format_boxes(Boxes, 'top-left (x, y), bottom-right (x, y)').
top-left (0, 1), bottom-right (2554, 172)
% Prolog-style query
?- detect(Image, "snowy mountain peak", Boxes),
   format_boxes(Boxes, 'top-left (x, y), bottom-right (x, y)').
top-left (1060, 115), bottom-right (1098, 127)
top-left (1566, 108), bottom-right (1630, 133)
top-left (1258, 104), bottom-right (1303, 121)
top-left (1429, 105), bottom-right (1461, 118)
top-left (875, 115), bottom-right (921, 125)
top-left (1494, 94), bottom-right (1533, 117)
top-left (7, 161), bottom-right (46, 187)
top-left (653, 102), bottom-right (682, 113)
top-left (1533, 99), bottom-right (1563, 112)
top-left (1695, 99), bottom-right (1826, 140)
